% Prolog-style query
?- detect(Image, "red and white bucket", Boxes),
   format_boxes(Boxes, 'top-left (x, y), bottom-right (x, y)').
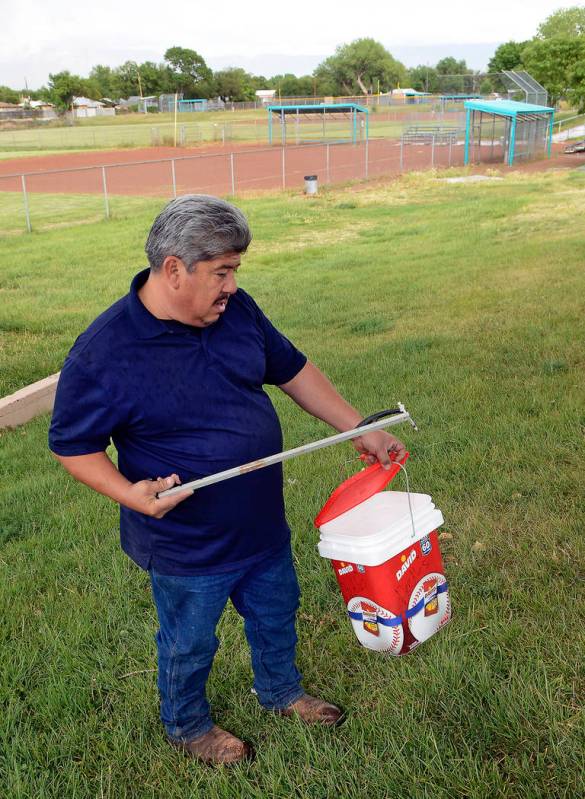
top-left (315, 454), bottom-right (451, 655)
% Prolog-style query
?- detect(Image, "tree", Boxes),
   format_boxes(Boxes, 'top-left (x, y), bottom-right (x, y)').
top-left (566, 56), bottom-right (585, 110)
top-left (164, 47), bottom-right (212, 96)
top-left (487, 41), bottom-right (528, 73)
top-left (214, 68), bottom-right (256, 102)
top-left (407, 65), bottom-right (439, 93)
top-left (435, 57), bottom-right (472, 93)
top-left (139, 61), bottom-right (174, 95)
top-left (45, 71), bottom-right (87, 110)
top-left (268, 73), bottom-right (314, 97)
top-left (538, 6), bottom-right (585, 38)
top-left (314, 39), bottom-right (407, 95)
top-left (111, 61), bottom-right (142, 98)
top-left (522, 36), bottom-right (585, 105)
top-left (89, 65), bottom-right (116, 97)
top-left (0, 85), bottom-right (20, 104)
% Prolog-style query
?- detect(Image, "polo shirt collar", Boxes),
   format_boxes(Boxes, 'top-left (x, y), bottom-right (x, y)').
top-left (128, 268), bottom-right (169, 339)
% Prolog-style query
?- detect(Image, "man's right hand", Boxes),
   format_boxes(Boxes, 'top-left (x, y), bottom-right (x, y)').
top-left (51, 451), bottom-right (193, 518)
top-left (125, 475), bottom-right (193, 518)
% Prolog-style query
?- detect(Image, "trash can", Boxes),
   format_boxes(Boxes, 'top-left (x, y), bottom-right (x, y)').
top-left (315, 455), bottom-right (451, 655)
top-left (304, 175), bottom-right (318, 195)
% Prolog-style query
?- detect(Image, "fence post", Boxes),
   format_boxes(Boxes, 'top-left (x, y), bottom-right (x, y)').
top-left (230, 153), bottom-right (236, 195)
top-left (365, 140), bottom-right (369, 179)
top-left (448, 136), bottom-right (452, 167)
top-left (400, 138), bottom-right (404, 172)
top-left (171, 159), bottom-right (177, 198)
top-left (431, 134), bottom-right (435, 168)
top-left (21, 175), bottom-right (32, 233)
top-left (281, 147), bottom-right (286, 189)
top-left (326, 143), bottom-right (330, 183)
top-left (101, 167), bottom-right (110, 220)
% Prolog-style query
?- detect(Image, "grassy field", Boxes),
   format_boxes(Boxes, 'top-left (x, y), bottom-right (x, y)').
top-left (0, 171), bottom-right (583, 797)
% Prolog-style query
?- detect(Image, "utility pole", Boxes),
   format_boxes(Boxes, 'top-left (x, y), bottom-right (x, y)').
top-left (134, 62), bottom-right (146, 114)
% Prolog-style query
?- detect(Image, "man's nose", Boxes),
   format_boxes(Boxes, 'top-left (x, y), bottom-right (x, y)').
top-left (225, 272), bottom-right (238, 294)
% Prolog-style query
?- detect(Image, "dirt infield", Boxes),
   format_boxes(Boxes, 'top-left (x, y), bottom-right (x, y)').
top-left (0, 140), bottom-right (465, 196)
top-left (0, 141), bottom-right (583, 199)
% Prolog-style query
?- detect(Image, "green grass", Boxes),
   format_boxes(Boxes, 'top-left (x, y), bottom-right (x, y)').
top-left (0, 191), bottom-right (159, 238)
top-left (1, 171), bottom-right (584, 797)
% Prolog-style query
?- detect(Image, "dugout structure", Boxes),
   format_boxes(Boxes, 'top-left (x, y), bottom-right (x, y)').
top-left (178, 99), bottom-right (208, 112)
top-left (464, 100), bottom-right (554, 167)
top-left (267, 103), bottom-right (369, 145)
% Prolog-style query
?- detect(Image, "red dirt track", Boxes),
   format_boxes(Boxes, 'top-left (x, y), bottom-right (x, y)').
top-left (0, 141), bottom-right (583, 198)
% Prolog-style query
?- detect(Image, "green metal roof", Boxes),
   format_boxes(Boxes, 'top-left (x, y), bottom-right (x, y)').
top-left (464, 99), bottom-right (554, 116)
top-left (267, 103), bottom-right (368, 114)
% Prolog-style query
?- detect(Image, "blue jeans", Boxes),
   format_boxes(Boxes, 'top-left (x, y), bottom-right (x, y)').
top-left (149, 544), bottom-right (304, 742)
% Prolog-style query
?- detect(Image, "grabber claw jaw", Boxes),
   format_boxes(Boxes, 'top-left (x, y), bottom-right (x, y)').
top-left (398, 402), bottom-right (419, 432)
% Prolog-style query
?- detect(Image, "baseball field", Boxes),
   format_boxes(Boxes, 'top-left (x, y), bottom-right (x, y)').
top-left (0, 169), bottom-right (583, 797)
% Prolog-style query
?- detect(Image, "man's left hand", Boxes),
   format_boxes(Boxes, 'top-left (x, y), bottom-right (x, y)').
top-left (352, 430), bottom-right (406, 470)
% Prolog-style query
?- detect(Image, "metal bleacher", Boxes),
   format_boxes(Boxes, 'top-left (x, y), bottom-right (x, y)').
top-left (401, 125), bottom-right (463, 144)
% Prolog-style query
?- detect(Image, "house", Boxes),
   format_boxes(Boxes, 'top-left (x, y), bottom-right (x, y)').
top-left (21, 99), bottom-right (57, 119)
top-left (72, 97), bottom-right (115, 118)
top-left (0, 101), bottom-right (21, 116)
top-left (255, 90), bottom-right (277, 105)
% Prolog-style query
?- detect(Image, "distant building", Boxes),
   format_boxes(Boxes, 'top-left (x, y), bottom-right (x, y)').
top-left (1, 100), bottom-right (58, 120)
top-left (73, 97), bottom-right (115, 118)
top-left (22, 99), bottom-right (58, 119)
top-left (256, 90), bottom-right (276, 105)
top-left (118, 95), bottom-right (158, 112)
top-left (0, 101), bottom-right (20, 116)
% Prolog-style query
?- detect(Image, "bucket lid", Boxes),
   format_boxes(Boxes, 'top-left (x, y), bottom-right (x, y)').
top-left (314, 452), bottom-right (409, 528)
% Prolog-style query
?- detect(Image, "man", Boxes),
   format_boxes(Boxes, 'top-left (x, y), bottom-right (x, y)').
top-left (49, 195), bottom-right (405, 765)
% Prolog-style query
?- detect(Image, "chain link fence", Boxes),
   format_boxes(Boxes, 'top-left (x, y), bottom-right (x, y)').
top-left (0, 111), bottom-right (466, 153)
top-left (0, 138), bottom-right (467, 235)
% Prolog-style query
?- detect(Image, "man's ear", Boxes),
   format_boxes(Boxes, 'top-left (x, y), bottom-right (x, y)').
top-left (161, 256), bottom-right (183, 288)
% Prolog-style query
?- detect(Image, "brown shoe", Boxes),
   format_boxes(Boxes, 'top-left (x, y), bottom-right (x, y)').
top-left (168, 724), bottom-right (254, 765)
top-left (278, 693), bottom-right (345, 726)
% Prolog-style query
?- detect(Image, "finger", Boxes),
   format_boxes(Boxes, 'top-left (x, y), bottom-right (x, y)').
top-left (377, 447), bottom-right (393, 470)
top-left (153, 488), bottom-right (193, 517)
top-left (151, 474), bottom-right (180, 498)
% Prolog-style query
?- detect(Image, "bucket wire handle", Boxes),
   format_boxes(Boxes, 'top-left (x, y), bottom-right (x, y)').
top-left (392, 460), bottom-right (418, 541)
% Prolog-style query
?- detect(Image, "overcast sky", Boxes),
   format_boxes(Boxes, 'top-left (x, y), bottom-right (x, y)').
top-left (0, 0), bottom-right (570, 89)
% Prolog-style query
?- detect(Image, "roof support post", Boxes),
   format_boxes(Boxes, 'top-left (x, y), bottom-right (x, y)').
top-left (508, 115), bottom-right (517, 166)
top-left (547, 112), bottom-right (554, 158)
top-left (464, 107), bottom-right (471, 165)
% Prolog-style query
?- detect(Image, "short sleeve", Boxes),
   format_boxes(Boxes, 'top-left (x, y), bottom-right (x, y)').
top-left (258, 309), bottom-right (307, 386)
top-left (48, 356), bottom-right (125, 456)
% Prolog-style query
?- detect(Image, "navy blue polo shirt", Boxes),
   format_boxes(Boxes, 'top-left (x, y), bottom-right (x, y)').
top-left (49, 268), bottom-right (307, 575)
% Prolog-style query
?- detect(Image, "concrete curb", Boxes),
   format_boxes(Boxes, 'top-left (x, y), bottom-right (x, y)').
top-left (0, 373), bottom-right (60, 430)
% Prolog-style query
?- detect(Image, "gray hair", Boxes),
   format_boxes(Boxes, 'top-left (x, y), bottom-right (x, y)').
top-left (145, 194), bottom-right (252, 272)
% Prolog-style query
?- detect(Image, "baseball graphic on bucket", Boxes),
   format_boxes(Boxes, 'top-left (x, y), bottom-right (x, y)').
top-left (407, 572), bottom-right (451, 643)
top-left (347, 596), bottom-right (404, 654)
